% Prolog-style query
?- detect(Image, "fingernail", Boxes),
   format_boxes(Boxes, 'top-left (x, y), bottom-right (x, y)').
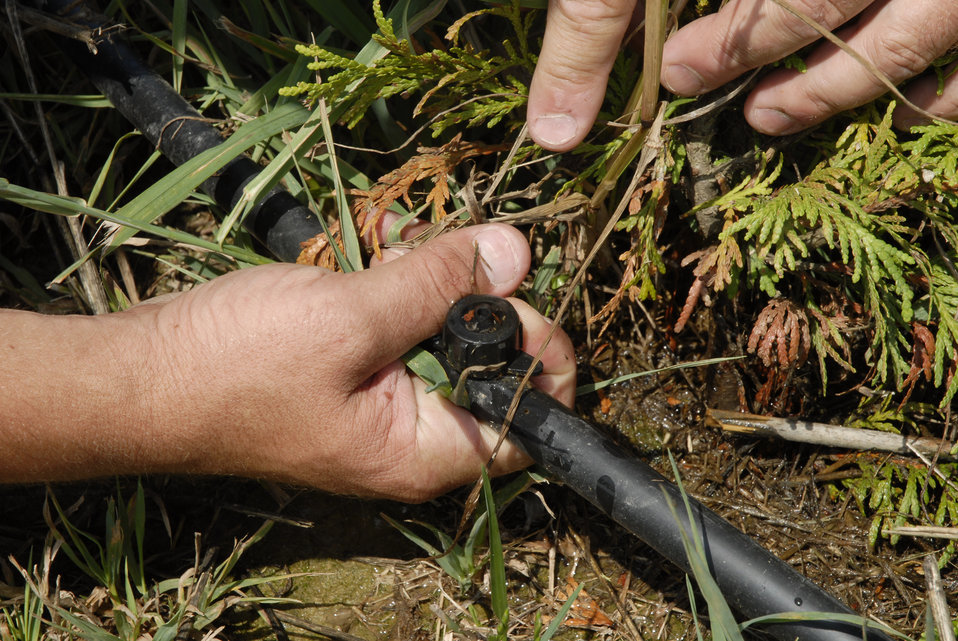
top-left (475, 227), bottom-right (522, 287)
top-left (751, 108), bottom-right (801, 135)
top-left (662, 64), bottom-right (706, 95)
top-left (532, 113), bottom-right (578, 149)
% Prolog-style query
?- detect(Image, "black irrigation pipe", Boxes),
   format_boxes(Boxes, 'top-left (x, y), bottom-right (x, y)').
top-left (438, 296), bottom-right (897, 641)
top-left (28, 0), bottom-right (324, 262)
top-left (26, 4), bottom-right (901, 640)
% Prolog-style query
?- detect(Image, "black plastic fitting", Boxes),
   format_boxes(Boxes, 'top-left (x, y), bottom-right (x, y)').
top-left (443, 295), bottom-right (521, 377)
top-left (28, 0), bottom-right (324, 262)
top-left (436, 296), bottom-right (894, 641)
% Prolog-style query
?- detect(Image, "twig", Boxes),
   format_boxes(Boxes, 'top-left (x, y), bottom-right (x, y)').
top-left (707, 409), bottom-right (956, 460)
top-left (452, 104), bottom-right (671, 541)
top-left (496, 105), bottom-right (666, 469)
top-left (922, 554), bottom-right (956, 641)
top-left (639, 0), bottom-right (667, 125)
top-left (884, 526), bottom-right (958, 541)
top-left (488, 193), bottom-right (590, 225)
top-left (3, 4), bottom-right (111, 50)
top-left (480, 122), bottom-right (528, 209)
top-left (248, 585), bottom-right (290, 641)
top-left (272, 611), bottom-right (369, 641)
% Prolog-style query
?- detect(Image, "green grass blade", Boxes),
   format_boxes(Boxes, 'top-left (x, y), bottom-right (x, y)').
top-left (298, 0), bottom-right (375, 45)
top-left (740, 611), bottom-right (908, 639)
top-left (380, 514), bottom-right (443, 557)
top-left (316, 92), bottom-right (362, 271)
top-left (105, 148), bottom-right (163, 212)
top-left (44, 492), bottom-right (108, 588)
top-left (87, 132), bottom-right (140, 209)
top-left (171, 0), bottom-right (188, 92)
top-left (215, 106), bottom-right (329, 253)
top-left (401, 346), bottom-right (452, 396)
top-left (50, 608), bottom-right (123, 641)
top-left (0, 93), bottom-right (111, 107)
top-left (664, 452), bottom-right (745, 641)
top-left (576, 355), bottom-right (746, 396)
top-left (0, 179), bottom-right (269, 265)
top-left (462, 511), bottom-right (489, 571)
top-left (481, 467), bottom-right (509, 636)
top-left (530, 245), bottom-right (561, 302)
top-left (538, 582), bottom-right (583, 641)
top-left (239, 57), bottom-right (311, 114)
top-left (133, 480), bottom-right (146, 593)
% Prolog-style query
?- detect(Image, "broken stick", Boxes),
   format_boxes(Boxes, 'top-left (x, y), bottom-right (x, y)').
top-left (707, 409), bottom-right (956, 461)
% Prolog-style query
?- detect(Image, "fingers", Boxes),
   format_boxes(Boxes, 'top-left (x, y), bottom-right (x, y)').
top-left (363, 370), bottom-right (536, 501)
top-left (510, 298), bottom-right (577, 408)
top-left (894, 60), bottom-right (958, 129)
top-left (528, 0), bottom-right (638, 151)
top-left (661, 0), bottom-right (870, 96)
top-left (349, 298), bottom-right (578, 502)
top-left (404, 298), bottom-right (576, 497)
top-left (744, 0), bottom-right (958, 134)
top-left (343, 223), bottom-right (531, 375)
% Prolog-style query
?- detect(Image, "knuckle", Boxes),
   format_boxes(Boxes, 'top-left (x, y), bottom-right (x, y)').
top-left (417, 239), bottom-right (476, 303)
top-left (552, 0), bottom-right (634, 25)
top-left (711, 0), bottom-right (862, 71)
top-left (800, 75), bottom-right (851, 118)
top-left (785, 0), bottom-right (860, 31)
top-left (866, 30), bottom-right (937, 81)
top-left (538, 59), bottom-right (602, 90)
top-left (764, 5), bottom-right (821, 44)
top-left (710, 27), bottom-right (760, 72)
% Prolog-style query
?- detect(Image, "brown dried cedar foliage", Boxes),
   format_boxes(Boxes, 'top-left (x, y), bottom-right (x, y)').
top-left (747, 298), bottom-right (811, 371)
top-left (297, 134), bottom-right (504, 267)
top-left (352, 134), bottom-right (505, 254)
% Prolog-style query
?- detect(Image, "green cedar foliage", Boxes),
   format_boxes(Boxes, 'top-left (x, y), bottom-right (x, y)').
top-left (688, 104), bottom-right (958, 402)
top-left (280, 0), bottom-right (536, 137)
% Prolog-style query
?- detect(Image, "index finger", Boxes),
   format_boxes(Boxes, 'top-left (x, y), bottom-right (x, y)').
top-left (528, 0), bottom-right (638, 151)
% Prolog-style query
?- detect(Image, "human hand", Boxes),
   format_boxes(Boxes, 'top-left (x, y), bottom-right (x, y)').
top-left (528, 0), bottom-right (958, 151)
top-left (0, 223), bottom-right (575, 501)
top-left (136, 223), bottom-right (576, 502)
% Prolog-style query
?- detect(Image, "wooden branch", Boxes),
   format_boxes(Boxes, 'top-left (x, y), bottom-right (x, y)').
top-left (923, 554), bottom-right (956, 641)
top-left (707, 409), bottom-right (956, 461)
top-left (884, 526), bottom-right (958, 541)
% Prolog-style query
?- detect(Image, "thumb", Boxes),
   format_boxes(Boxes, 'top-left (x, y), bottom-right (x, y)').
top-left (343, 223), bottom-right (531, 371)
top-left (528, 0), bottom-right (638, 151)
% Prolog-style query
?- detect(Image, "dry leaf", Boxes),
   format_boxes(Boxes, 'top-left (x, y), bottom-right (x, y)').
top-left (296, 219), bottom-right (343, 270)
top-left (555, 577), bottom-right (614, 628)
top-left (351, 134), bottom-right (505, 256)
top-left (598, 390), bottom-right (612, 415)
top-left (900, 322), bottom-right (937, 405)
top-left (674, 230), bottom-right (743, 333)
top-left (747, 298), bottom-right (811, 371)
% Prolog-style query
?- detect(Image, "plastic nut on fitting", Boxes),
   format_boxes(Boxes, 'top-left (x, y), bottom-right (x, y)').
top-left (442, 295), bottom-right (520, 378)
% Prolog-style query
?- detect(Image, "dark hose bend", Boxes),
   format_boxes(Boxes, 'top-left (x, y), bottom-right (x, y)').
top-left (29, 0), bottom-right (323, 261)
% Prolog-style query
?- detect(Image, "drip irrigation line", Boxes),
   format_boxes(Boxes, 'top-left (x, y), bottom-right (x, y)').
top-left (27, 0), bottom-right (324, 262)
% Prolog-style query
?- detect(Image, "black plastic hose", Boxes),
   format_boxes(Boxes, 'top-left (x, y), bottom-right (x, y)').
top-left (29, 0), bottom-right (324, 262)
top-left (438, 295), bottom-right (895, 641)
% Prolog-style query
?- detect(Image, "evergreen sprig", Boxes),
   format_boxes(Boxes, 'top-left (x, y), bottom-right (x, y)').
top-left (281, 0), bottom-right (536, 137)
top-left (688, 103), bottom-right (958, 400)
